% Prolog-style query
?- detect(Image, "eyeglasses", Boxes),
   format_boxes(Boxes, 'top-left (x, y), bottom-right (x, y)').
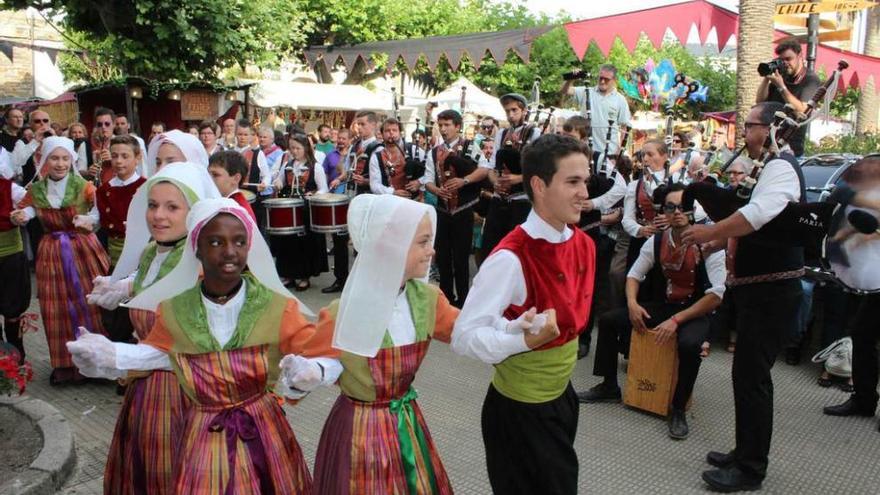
top-left (672, 139), bottom-right (682, 144)
top-left (663, 203), bottom-right (686, 213)
top-left (481, 125), bottom-right (494, 130)
top-left (97, 121), bottom-right (113, 127)
top-left (598, 77), bottom-right (612, 83)
top-left (727, 171), bottom-right (745, 176)
top-left (744, 122), bottom-right (768, 130)
top-left (31, 118), bottom-right (49, 124)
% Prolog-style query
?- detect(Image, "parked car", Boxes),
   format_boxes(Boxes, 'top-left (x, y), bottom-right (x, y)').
top-left (799, 153), bottom-right (861, 202)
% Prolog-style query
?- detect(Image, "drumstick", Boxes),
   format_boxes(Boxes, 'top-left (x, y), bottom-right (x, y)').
top-left (241, 182), bottom-right (262, 188)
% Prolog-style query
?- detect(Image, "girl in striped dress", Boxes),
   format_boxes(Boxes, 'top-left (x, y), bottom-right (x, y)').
top-left (86, 162), bottom-right (221, 494)
top-left (68, 198), bottom-right (340, 494)
top-left (10, 137), bottom-right (110, 385)
top-left (308, 194), bottom-right (462, 494)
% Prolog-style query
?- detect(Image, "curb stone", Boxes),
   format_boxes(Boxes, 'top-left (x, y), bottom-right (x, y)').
top-left (0, 396), bottom-right (76, 495)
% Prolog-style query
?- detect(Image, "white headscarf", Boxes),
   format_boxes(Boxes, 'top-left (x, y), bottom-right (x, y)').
top-left (38, 136), bottom-right (80, 177)
top-left (0, 147), bottom-right (12, 180)
top-left (125, 198), bottom-right (313, 316)
top-left (333, 194), bottom-right (436, 357)
top-left (111, 162), bottom-right (222, 282)
top-left (145, 130), bottom-right (209, 177)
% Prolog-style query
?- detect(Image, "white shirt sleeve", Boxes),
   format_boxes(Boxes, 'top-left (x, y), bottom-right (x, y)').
top-left (627, 235), bottom-right (656, 281)
top-left (737, 158), bottom-right (801, 231)
top-left (422, 149), bottom-right (435, 185)
top-left (622, 180), bottom-right (642, 237)
top-left (11, 183), bottom-right (26, 205)
top-left (574, 86), bottom-right (588, 116)
top-left (257, 151), bottom-right (270, 186)
top-left (313, 163), bottom-right (328, 194)
top-left (704, 249), bottom-right (727, 299)
top-left (76, 142), bottom-right (89, 174)
top-left (12, 139), bottom-right (38, 175)
top-left (590, 170), bottom-right (627, 212)
top-left (368, 150), bottom-right (393, 195)
top-left (451, 249), bottom-right (531, 364)
top-left (114, 342), bottom-right (173, 371)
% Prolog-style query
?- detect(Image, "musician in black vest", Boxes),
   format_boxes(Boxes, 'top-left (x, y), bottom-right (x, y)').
top-left (424, 110), bottom-right (488, 307)
top-left (368, 117), bottom-right (423, 199)
top-left (579, 183), bottom-right (725, 440)
top-left (347, 111), bottom-right (382, 196)
top-left (234, 119), bottom-right (270, 235)
top-left (683, 102), bottom-right (805, 492)
top-left (480, 93), bottom-right (541, 260)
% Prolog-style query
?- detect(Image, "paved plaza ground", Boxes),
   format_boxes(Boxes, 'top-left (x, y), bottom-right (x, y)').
top-left (14, 271), bottom-right (880, 494)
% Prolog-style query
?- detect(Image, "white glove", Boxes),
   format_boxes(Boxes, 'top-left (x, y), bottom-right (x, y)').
top-left (73, 214), bottom-right (96, 231)
top-left (503, 307), bottom-right (548, 335)
top-left (66, 327), bottom-right (123, 378)
top-left (87, 278), bottom-right (133, 310)
top-left (277, 355), bottom-right (324, 398)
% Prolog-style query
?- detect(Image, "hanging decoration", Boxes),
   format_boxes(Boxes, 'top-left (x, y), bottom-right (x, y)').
top-left (618, 58), bottom-right (710, 112)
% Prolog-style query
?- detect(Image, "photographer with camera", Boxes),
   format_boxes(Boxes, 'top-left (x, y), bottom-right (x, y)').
top-left (755, 40), bottom-right (820, 157)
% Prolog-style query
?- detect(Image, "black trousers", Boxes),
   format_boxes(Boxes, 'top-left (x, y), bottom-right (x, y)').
top-left (0, 250), bottom-right (30, 361)
top-left (331, 232), bottom-right (349, 282)
top-left (850, 293), bottom-right (880, 411)
top-left (435, 209), bottom-right (474, 306)
top-left (480, 198), bottom-right (531, 260)
top-left (581, 232), bottom-right (615, 347)
top-left (730, 279), bottom-right (802, 479)
top-left (482, 383), bottom-right (579, 495)
top-left (592, 302), bottom-right (709, 410)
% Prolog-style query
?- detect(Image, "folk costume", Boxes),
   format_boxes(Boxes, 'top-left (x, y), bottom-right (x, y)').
top-left (452, 210), bottom-right (596, 494)
top-left (0, 149), bottom-right (30, 361)
top-left (16, 137), bottom-right (110, 382)
top-left (70, 199), bottom-right (334, 495)
top-left (272, 157), bottom-right (328, 282)
top-left (145, 130), bottom-right (210, 177)
top-left (94, 173), bottom-right (146, 266)
top-left (97, 163), bottom-right (221, 495)
top-left (235, 143), bottom-right (272, 231)
top-left (312, 194), bottom-right (459, 494)
top-left (424, 136), bottom-right (482, 307)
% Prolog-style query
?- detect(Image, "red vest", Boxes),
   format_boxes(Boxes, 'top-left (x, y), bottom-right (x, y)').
top-left (658, 230), bottom-right (700, 304)
top-left (0, 178), bottom-right (13, 231)
top-left (635, 178), bottom-right (656, 224)
top-left (229, 191), bottom-right (257, 222)
top-left (96, 177), bottom-right (146, 238)
top-left (381, 146), bottom-right (407, 190)
top-left (493, 225), bottom-right (596, 350)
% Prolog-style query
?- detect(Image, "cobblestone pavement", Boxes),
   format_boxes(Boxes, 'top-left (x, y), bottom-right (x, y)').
top-left (14, 272), bottom-right (880, 494)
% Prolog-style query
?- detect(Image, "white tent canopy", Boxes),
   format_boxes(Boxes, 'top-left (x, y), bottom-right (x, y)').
top-left (248, 80), bottom-right (392, 112)
top-left (428, 77), bottom-right (506, 121)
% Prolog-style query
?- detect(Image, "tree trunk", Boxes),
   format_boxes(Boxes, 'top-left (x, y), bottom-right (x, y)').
top-left (735, 0), bottom-right (776, 144)
top-left (856, 7), bottom-right (880, 134)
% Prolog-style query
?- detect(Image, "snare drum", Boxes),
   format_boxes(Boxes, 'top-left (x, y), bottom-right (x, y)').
top-left (309, 193), bottom-right (350, 234)
top-left (263, 197), bottom-right (305, 236)
top-left (241, 189), bottom-right (257, 204)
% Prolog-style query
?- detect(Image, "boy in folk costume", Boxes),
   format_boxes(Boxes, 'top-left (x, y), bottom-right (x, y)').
top-left (208, 150), bottom-right (257, 221)
top-left (452, 134), bottom-right (596, 494)
top-left (69, 198), bottom-right (340, 494)
top-left (305, 194), bottom-right (475, 494)
top-left (86, 162), bottom-right (221, 494)
top-left (0, 148), bottom-right (31, 362)
top-left (10, 137), bottom-right (111, 385)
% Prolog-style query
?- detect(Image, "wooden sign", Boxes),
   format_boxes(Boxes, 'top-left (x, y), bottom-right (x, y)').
top-left (180, 91), bottom-right (217, 121)
top-left (775, 1), bottom-right (878, 16)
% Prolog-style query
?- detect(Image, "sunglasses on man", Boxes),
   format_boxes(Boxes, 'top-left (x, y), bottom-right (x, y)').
top-left (31, 118), bottom-right (49, 124)
top-left (663, 203), bottom-right (687, 214)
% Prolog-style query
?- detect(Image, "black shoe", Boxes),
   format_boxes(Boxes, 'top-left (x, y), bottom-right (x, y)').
top-left (823, 397), bottom-right (876, 417)
top-left (576, 382), bottom-right (621, 404)
top-left (321, 279), bottom-right (345, 294)
top-left (668, 409), bottom-right (689, 440)
top-left (577, 343), bottom-right (590, 360)
top-left (784, 346), bottom-right (800, 365)
top-left (702, 466), bottom-right (762, 493)
top-left (706, 450), bottom-right (736, 468)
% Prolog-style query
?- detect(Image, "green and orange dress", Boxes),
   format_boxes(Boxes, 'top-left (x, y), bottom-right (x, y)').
top-left (143, 273), bottom-right (335, 494)
top-left (103, 239), bottom-right (188, 495)
top-left (313, 280), bottom-right (459, 494)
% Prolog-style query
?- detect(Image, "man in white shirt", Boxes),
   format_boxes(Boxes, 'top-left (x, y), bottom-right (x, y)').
top-left (452, 134), bottom-right (595, 495)
top-left (561, 63), bottom-right (632, 165)
top-left (579, 183), bottom-right (725, 441)
top-left (682, 102), bottom-right (805, 493)
top-left (368, 118), bottom-right (420, 197)
top-left (347, 111), bottom-right (381, 196)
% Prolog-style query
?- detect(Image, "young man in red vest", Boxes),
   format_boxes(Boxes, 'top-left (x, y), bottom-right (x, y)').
top-left (0, 148), bottom-right (30, 362)
top-left (452, 133), bottom-right (596, 494)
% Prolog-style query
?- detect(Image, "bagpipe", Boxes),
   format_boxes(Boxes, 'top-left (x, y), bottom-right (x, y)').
top-left (682, 60), bottom-right (850, 251)
top-left (437, 140), bottom-right (483, 215)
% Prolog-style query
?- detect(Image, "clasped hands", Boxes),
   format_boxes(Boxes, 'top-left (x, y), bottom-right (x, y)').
top-left (505, 307), bottom-right (560, 350)
top-left (628, 302), bottom-right (678, 345)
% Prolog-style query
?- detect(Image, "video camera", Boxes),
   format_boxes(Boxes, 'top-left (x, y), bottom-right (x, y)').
top-left (757, 58), bottom-right (783, 77)
top-left (563, 70), bottom-right (589, 81)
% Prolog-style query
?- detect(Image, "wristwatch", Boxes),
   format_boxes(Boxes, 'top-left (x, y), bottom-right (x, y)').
top-left (463, 177), bottom-right (470, 185)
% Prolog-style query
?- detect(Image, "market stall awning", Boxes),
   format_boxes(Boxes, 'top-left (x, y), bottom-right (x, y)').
top-left (248, 80), bottom-right (391, 111)
top-left (303, 26), bottom-right (552, 73)
top-left (428, 77), bottom-right (506, 120)
top-left (562, 0), bottom-right (880, 92)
